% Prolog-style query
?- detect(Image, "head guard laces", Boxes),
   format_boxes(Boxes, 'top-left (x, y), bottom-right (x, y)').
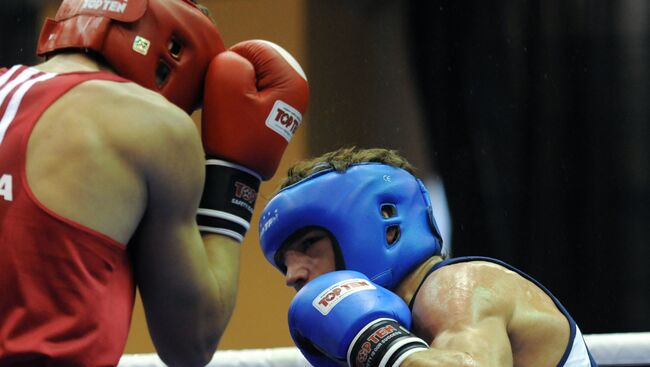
top-left (259, 163), bottom-right (443, 290)
top-left (37, 0), bottom-right (225, 113)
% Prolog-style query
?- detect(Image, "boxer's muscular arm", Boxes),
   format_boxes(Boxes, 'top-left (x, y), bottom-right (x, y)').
top-left (125, 100), bottom-right (238, 366)
top-left (126, 40), bottom-right (307, 366)
top-left (401, 263), bottom-right (515, 367)
top-left (401, 321), bottom-right (512, 367)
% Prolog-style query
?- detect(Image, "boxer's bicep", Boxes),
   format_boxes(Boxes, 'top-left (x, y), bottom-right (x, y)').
top-left (408, 263), bottom-right (514, 366)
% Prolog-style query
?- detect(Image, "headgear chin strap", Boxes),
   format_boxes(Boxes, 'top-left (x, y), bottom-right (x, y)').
top-left (259, 163), bottom-right (443, 290)
top-left (37, 0), bottom-right (225, 113)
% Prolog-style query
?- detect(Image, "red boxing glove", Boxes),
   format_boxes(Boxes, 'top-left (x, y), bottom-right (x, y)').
top-left (202, 39), bottom-right (309, 180)
top-left (197, 40), bottom-right (308, 242)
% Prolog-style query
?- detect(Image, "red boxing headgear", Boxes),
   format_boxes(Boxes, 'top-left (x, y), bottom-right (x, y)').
top-left (37, 0), bottom-right (225, 113)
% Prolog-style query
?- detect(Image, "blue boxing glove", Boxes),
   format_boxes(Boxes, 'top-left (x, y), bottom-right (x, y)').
top-left (288, 270), bottom-right (429, 367)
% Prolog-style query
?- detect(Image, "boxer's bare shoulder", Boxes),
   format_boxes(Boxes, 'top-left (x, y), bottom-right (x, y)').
top-left (70, 78), bottom-right (200, 161)
top-left (411, 261), bottom-right (570, 366)
top-left (27, 77), bottom-right (203, 244)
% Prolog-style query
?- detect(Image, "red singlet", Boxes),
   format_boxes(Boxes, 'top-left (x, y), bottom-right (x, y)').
top-left (0, 65), bottom-right (135, 367)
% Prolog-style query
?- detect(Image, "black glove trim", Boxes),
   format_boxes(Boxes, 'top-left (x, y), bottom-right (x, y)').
top-left (197, 158), bottom-right (261, 242)
top-left (347, 318), bottom-right (429, 367)
top-left (383, 337), bottom-right (428, 366)
top-left (206, 158), bottom-right (262, 181)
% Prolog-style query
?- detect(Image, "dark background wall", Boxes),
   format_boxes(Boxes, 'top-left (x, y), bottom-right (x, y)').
top-left (408, 0), bottom-right (650, 333)
top-left (0, 0), bottom-right (40, 67)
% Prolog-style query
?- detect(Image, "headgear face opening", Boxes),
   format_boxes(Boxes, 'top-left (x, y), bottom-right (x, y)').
top-left (37, 0), bottom-right (225, 113)
top-left (259, 163), bottom-right (443, 290)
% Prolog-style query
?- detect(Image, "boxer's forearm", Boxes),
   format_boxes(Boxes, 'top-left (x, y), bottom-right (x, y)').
top-left (401, 349), bottom-right (486, 367)
top-left (202, 233), bottom-right (241, 330)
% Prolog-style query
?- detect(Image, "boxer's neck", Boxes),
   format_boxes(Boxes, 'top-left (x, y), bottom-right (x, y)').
top-left (35, 53), bottom-right (115, 74)
top-left (394, 256), bottom-right (444, 307)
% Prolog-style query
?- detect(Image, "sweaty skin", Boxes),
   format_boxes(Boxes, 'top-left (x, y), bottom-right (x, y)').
top-left (282, 231), bottom-right (570, 367)
top-left (283, 229), bottom-right (336, 291)
top-left (29, 54), bottom-right (241, 366)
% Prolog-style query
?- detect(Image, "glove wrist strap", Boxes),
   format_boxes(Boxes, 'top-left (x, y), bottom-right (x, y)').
top-left (197, 157), bottom-right (261, 242)
top-left (347, 318), bottom-right (429, 367)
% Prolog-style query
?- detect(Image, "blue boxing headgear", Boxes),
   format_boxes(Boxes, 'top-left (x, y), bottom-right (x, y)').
top-left (259, 163), bottom-right (443, 290)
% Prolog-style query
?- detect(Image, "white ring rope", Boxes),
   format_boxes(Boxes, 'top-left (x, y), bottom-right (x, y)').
top-left (583, 332), bottom-right (650, 365)
top-left (118, 332), bottom-right (650, 366)
top-left (119, 347), bottom-right (310, 367)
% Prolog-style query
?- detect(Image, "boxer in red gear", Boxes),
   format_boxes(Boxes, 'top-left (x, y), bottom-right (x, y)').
top-left (0, 0), bottom-right (308, 366)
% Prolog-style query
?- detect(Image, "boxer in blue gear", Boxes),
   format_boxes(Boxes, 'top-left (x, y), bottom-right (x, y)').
top-left (259, 147), bottom-right (598, 367)
top-left (260, 159), bottom-right (442, 290)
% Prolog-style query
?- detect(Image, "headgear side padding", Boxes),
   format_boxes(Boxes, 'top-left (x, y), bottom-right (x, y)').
top-left (37, 0), bottom-right (225, 113)
top-left (259, 163), bottom-right (443, 290)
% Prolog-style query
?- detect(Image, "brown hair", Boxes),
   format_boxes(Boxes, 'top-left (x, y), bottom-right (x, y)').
top-left (280, 147), bottom-right (417, 189)
top-left (190, 1), bottom-right (217, 25)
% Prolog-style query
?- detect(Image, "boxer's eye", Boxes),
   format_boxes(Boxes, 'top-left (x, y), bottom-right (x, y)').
top-left (298, 235), bottom-right (323, 252)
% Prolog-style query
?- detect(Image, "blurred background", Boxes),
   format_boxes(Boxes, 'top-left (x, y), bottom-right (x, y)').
top-left (2, 0), bottom-right (649, 353)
